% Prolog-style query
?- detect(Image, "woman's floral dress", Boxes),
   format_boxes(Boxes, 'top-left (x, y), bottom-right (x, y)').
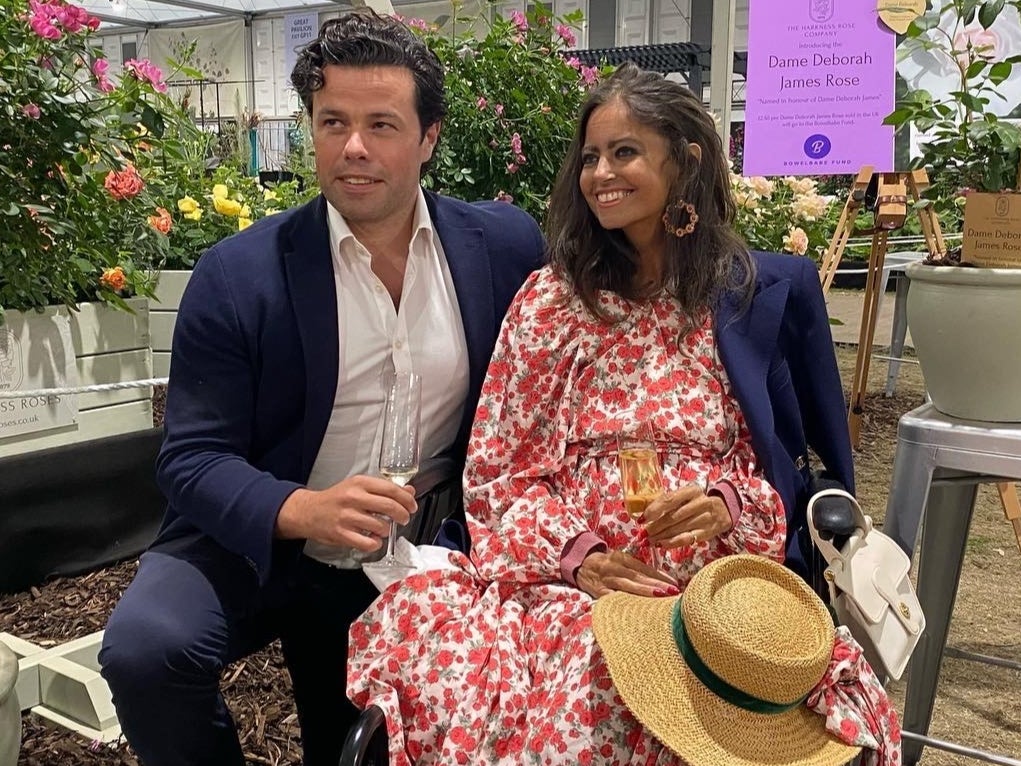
top-left (347, 267), bottom-right (899, 765)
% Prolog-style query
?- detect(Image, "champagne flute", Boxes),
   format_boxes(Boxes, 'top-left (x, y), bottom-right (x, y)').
top-left (617, 423), bottom-right (664, 570)
top-left (377, 371), bottom-right (421, 567)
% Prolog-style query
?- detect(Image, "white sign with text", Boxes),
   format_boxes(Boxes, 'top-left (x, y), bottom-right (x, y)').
top-left (284, 13), bottom-right (320, 90)
top-left (0, 310), bottom-right (79, 439)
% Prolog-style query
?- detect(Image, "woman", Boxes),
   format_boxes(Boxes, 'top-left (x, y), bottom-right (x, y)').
top-left (347, 63), bottom-right (854, 764)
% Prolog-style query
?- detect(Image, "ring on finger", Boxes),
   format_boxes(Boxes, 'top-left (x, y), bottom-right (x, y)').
top-left (690, 530), bottom-right (699, 545)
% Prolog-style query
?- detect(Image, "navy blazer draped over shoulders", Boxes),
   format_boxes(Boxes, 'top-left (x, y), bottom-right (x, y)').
top-left (715, 250), bottom-right (853, 575)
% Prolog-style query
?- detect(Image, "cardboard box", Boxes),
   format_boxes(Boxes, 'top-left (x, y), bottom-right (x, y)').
top-left (962, 192), bottom-right (1021, 268)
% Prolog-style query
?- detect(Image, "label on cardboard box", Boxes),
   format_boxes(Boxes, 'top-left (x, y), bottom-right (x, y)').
top-left (962, 192), bottom-right (1021, 268)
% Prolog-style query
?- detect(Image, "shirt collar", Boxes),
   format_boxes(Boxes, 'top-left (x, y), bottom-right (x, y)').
top-left (326, 187), bottom-right (434, 262)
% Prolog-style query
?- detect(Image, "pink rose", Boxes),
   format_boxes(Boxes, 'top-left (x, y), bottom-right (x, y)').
top-left (124, 58), bottom-right (168, 93)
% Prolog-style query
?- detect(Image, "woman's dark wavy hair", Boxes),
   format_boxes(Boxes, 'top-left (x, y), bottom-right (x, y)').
top-left (546, 62), bottom-right (754, 321)
top-left (290, 10), bottom-right (447, 139)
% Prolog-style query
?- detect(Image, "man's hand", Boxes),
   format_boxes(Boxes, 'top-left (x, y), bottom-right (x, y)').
top-left (274, 475), bottom-right (417, 550)
top-left (575, 550), bottom-right (679, 599)
top-left (643, 485), bottom-right (732, 549)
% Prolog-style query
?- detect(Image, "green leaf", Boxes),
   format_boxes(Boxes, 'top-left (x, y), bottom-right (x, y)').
top-left (989, 61), bottom-right (1013, 84)
top-left (883, 108), bottom-right (914, 126)
top-left (978, 0), bottom-right (1005, 28)
top-left (966, 59), bottom-right (988, 79)
top-left (963, 0), bottom-right (981, 25)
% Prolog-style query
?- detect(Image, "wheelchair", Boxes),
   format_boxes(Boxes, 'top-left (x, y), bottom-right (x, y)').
top-left (338, 467), bottom-right (863, 766)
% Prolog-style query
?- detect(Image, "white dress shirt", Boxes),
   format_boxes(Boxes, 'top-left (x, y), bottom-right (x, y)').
top-left (303, 189), bottom-right (470, 566)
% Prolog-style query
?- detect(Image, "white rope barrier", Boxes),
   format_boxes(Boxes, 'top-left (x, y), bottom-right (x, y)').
top-left (0, 378), bottom-right (168, 399)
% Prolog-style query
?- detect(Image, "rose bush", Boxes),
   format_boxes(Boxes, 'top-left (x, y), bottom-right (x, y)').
top-left (1, 1), bottom-right (600, 319)
top-left (152, 166), bottom-right (314, 269)
top-left (731, 173), bottom-right (842, 259)
top-left (0, 0), bottom-right (207, 317)
top-left (404, 4), bottom-right (601, 221)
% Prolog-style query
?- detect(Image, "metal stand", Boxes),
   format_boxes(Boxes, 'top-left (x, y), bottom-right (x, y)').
top-left (883, 404), bottom-right (1021, 765)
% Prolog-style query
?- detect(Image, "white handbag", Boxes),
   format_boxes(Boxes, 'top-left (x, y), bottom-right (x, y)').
top-left (807, 488), bottom-right (925, 680)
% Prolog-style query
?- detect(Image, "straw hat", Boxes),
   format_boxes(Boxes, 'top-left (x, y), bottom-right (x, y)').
top-left (591, 554), bottom-right (861, 766)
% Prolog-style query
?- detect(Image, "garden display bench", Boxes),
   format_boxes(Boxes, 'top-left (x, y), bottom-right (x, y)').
top-left (150, 270), bottom-right (191, 379)
top-left (0, 298), bottom-right (154, 459)
top-left (0, 640), bottom-right (19, 766)
top-left (0, 631), bottom-right (120, 744)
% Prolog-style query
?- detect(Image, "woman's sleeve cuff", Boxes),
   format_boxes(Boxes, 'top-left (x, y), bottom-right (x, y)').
top-left (707, 479), bottom-right (743, 528)
top-left (559, 531), bottom-right (607, 586)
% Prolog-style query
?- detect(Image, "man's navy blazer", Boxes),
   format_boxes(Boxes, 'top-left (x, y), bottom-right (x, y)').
top-left (716, 251), bottom-right (854, 575)
top-left (154, 192), bottom-right (545, 583)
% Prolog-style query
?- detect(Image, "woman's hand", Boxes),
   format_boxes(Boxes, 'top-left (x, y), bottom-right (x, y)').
top-left (643, 485), bottom-right (733, 549)
top-left (575, 550), bottom-right (679, 599)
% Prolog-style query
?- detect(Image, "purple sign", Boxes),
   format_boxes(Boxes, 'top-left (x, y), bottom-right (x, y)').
top-left (742, 0), bottom-right (896, 176)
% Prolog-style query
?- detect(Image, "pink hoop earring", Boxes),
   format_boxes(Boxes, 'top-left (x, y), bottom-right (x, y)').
top-left (662, 199), bottom-right (699, 238)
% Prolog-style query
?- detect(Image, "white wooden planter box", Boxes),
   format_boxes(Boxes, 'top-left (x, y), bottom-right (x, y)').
top-left (150, 270), bottom-right (192, 379)
top-left (0, 298), bottom-right (153, 458)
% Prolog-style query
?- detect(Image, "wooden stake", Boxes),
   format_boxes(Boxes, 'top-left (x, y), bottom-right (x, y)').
top-left (819, 167), bottom-right (873, 295)
top-left (996, 483), bottom-right (1021, 556)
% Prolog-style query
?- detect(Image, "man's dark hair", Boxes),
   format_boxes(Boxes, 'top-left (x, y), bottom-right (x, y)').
top-left (290, 10), bottom-right (447, 137)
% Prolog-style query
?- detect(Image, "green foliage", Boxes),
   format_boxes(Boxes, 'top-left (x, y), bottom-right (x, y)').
top-left (152, 166), bottom-right (314, 270)
top-left (407, 3), bottom-right (600, 221)
top-left (884, 0), bottom-right (1021, 229)
top-left (0, 1), bottom-right (595, 317)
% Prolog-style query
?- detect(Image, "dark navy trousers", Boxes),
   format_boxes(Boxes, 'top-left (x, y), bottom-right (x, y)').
top-left (99, 534), bottom-right (379, 766)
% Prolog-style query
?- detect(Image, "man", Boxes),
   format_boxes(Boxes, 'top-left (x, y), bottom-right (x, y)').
top-left (99, 12), bottom-right (545, 766)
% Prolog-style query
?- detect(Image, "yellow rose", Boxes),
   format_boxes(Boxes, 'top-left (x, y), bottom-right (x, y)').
top-left (263, 189), bottom-right (278, 201)
top-left (177, 195), bottom-right (199, 214)
top-left (212, 184), bottom-right (229, 200)
top-left (239, 204), bottom-right (251, 219)
top-left (791, 193), bottom-right (831, 221)
top-left (238, 217), bottom-right (253, 231)
top-left (213, 195), bottom-right (243, 217)
top-left (782, 226), bottom-right (809, 256)
top-left (747, 176), bottom-right (775, 197)
top-left (184, 208), bottom-right (203, 221)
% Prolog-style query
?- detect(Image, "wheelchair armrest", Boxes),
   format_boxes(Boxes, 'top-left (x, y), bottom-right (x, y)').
top-left (810, 491), bottom-right (858, 545)
top-left (400, 456), bottom-right (464, 548)
top-left (339, 704), bottom-right (388, 766)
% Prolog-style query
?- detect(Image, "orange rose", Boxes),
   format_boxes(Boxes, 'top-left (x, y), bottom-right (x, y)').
top-left (104, 165), bottom-right (145, 200)
top-left (148, 207), bottom-right (172, 234)
top-left (100, 266), bottom-right (127, 291)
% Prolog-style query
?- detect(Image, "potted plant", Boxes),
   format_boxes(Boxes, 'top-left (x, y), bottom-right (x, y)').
top-left (0, 0), bottom-right (202, 320)
top-left (0, 0), bottom-right (202, 453)
top-left (884, 0), bottom-right (1021, 422)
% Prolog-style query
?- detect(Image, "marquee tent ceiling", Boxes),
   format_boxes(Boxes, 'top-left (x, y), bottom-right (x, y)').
top-left (80, 0), bottom-right (358, 30)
